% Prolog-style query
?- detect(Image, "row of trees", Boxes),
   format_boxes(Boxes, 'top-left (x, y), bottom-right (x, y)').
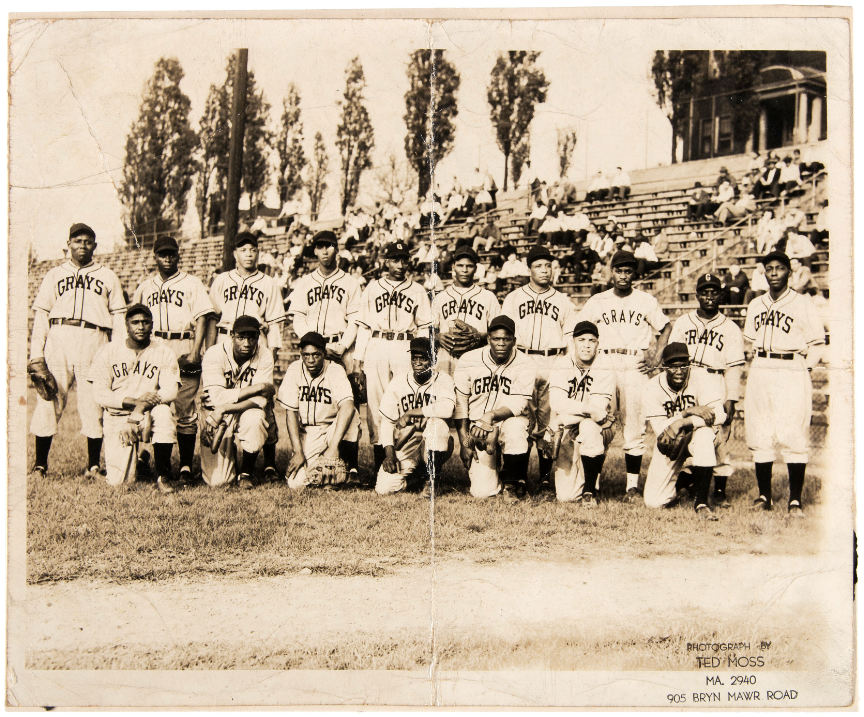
top-left (119, 49), bottom-right (553, 242)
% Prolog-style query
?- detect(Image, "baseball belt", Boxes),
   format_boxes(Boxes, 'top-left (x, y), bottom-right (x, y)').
top-left (372, 330), bottom-right (414, 340)
top-left (155, 330), bottom-right (193, 340)
top-left (756, 350), bottom-right (796, 360)
top-left (690, 362), bottom-right (725, 375)
top-left (519, 346), bottom-right (565, 357)
top-left (49, 318), bottom-right (109, 333)
top-left (602, 348), bottom-right (641, 356)
top-left (218, 326), bottom-right (270, 335)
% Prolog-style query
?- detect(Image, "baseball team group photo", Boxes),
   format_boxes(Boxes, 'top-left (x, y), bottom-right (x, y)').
top-left (9, 14), bottom-right (853, 708)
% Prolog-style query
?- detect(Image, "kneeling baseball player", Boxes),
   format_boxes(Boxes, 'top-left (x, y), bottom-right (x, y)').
top-left (641, 342), bottom-right (726, 518)
top-left (278, 332), bottom-right (358, 491)
top-left (87, 304), bottom-right (180, 491)
top-left (454, 315), bottom-right (536, 499)
top-left (198, 315), bottom-right (275, 489)
top-left (376, 337), bottom-right (456, 495)
top-left (549, 321), bottom-right (615, 504)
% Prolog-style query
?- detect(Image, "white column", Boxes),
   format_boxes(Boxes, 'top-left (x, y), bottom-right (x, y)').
top-left (809, 96), bottom-right (824, 143)
top-left (758, 108), bottom-right (768, 152)
top-left (796, 92), bottom-right (809, 145)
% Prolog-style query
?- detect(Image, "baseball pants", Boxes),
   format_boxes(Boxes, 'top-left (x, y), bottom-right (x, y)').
top-left (606, 354), bottom-right (649, 456)
top-left (375, 417), bottom-right (450, 494)
top-left (553, 418), bottom-right (611, 502)
top-left (363, 337), bottom-right (411, 445)
top-left (468, 415), bottom-right (530, 499)
top-left (643, 425), bottom-right (718, 508)
top-left (199, 407), bottom-right (268, 488)
top-left (286, 413), bottom-right (361, 491)
top-left (691, 368), bottom-right (734, 478)
top-left (744, 359), bottom-right (812, 464)
top-left (524, 353), bottom-right (557, 440)
top-left (103, 405), bottom-right (176, 486)
top-left (30, 325), bottom-right (108, 439)
top-left (164, 337), bottom-right (200, 436)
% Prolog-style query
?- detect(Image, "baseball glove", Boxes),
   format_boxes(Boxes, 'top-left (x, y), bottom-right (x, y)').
top-left (28, 358), bottom-right (58, 401)
top-left (348, 372), bottom-right (367, 405)
top-left (305, 456), bottom-right (348, 486)
top-left (449, 319), bottom-right (482, 355)
top-left (656, 424), bottom-right (693, 461)
top-left (177, 353), bottom-right (202, 378)
top-left (682, 405), bottom-right (716, 426)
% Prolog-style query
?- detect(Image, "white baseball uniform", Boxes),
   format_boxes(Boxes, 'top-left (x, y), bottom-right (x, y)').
top-left (669, 310), bottom-right (746, 478)
top-left (354, 277), bottom-right (433, 444)
top-left (577, 288), bottom-right (669, 455)
top-left (549, 355), bottom-right (615, 501)
top-left (432, 283), bottom-right (500, 376)
top-left (209, 269), bottom-right (286, 349)
top-left (454, 347), bottom-right (536, 498)
top-left (88, 339), bottom-right (180, 486)
top-left (376, 370), bottom-right (456, 494)
top-left (198, 342), bottom-right (274, 487)
top-left (277, 359), bottom-right (358, 490)
top-left (501, 284), bottom-right (578, 440)
top-left (29, 260), bottom-right (126, 439)
top-left (642, 370), bottom-right (726, 508)
top-left (742, 288), bottom-right (824, 463)
top-left (132, 271), bottom-right (215, 435)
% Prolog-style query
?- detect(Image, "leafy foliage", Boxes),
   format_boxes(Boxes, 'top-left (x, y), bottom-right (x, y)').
top-left (276, 84), bottom-right (306, 206)
top-left (305, 131), bottom-right (329, 221)
top-left (194, 83), bottom-right (229, 237)
top-left (556, 128), bottom-right (578, 179)
top-left (336, 57), bottom-right (375, 215)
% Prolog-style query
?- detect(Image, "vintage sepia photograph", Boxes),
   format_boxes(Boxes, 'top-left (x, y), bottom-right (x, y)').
top-left (7, 8), bottom-right (854, 708)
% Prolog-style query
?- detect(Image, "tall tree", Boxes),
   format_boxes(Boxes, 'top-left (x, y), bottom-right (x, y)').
top-left (120, 57), bottom-right (198, 245)
top-left (276, 84), bottom-right (306, 207)
top-left (510, 137), bottom-right (531, 188)
top-left (195, 83), bottom-right (230, 237)
top-left (305, 131), bottom-right (328, 221)
top-left (486, 51), bottom-right (549, 190)
top-left (651, 51), bottom-right (709, 164)
top-left (335, 56), bottom-right (375, 215)
top-left (374, 152), bottom-right (414, 208)
top-left (556, 128), bottom-right (578, 179)
top-left (403, 49), bottom-right (461, 199)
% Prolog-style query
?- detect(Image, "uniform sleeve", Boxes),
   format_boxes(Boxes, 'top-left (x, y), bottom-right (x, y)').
top-left (208, 275), bottom-right (225, 318)
top-left (560, 296), bottom-right (578, 337)
top-left (668, 316), bottom-right (686, 346)
top-left (157, 348), bottom-right (181, 404)
top-left (263, 280), bottom-right (285, 349)
top-left (131, 281), bottom-right (144, 305)
top-left (32, 272), bottom-right (56, 313)
top-left (355, 284), bottom-right (373, 329)
top-left (106, 270), bottom-right (127, 314)
top-left (88, 346), bottom-right (125, 410)
top-left (453, 356), bottom-right (472, 420)
top-left (378, 379), bottom-right (400, 422)
top-left (201, 346), bottom-right (240, 406)
top-left (276, 364), bottom-right (299, 410)
top-left (742, 300), bottom-right (758, 343)
top-left (414, 287), bottom-right (433, 330)
top-left (642, 386), bottom-right (669, 434)
top-left (345, 278), bottom-right (362, 321)
top-left (328, 363), bottom-right (354, 406)
top-left (423, 374), bottom-right (456, 419)
top-left (190, 277), bottom-right (217, 322)
top-left (802, 295), bottom-right (826, 346)
top-left (644, 295), bottom-right (668, 331)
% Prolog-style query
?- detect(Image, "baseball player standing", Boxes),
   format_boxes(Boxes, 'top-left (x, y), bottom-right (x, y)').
top-left (548, 321), bottom-right (615, 504)
top-left (287, 230), bottom-right (363, 476)
top-left (278, 332), bottom-right (357, 491)
top-left (500, 244), bottom-right (578, 489)
top-left (668, 272), bottom-right (745, 506)
top-left (28, 223), bottom-right (127, 479)
top-left (131, 235), bottom-right (215, 481)
top-left (577, 250), bottom-right (672, 501)
top-left (209, 232), bottom-right (285, 478)
top-left (641, 342), bottom-right (726, 518)
top-left (743, 250), bottom-right (824, 517)
top-left (198, 315), bottom-right (275, 489)
top-left (376, 337), bottom-right (455, 495)
top-left (88, 304), bottom-right (180, 491)
top-left (454, 315), bottom-right (536, 499)
top-left (432, 245), bottom-right (500, 376)
top-left (353, 241), bottom-right (433, 473)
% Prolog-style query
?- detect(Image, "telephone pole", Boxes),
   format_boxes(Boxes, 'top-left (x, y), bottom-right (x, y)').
top-left (222, 48), bottom-right (248, 271)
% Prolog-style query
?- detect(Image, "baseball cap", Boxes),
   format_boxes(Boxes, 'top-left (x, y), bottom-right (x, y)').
top-left (312, 230), bottom-right (338, 247)
top-left (661, 342), bottom-right (691, 365)
top-left (488, 315), bottom-right (516, 335)
top-left (153, 235), bottom-right (179, 254)
top-left (232, 315), bottom-right (261, 334)
top-left (125, 303), bottom-right (152, 321)
top-left (696, 272), bottom-right (723, 291)
top-left (761, 250), bottom-right (791, 269)
top-left (234, 232), bottom-right (258, 249)
top-left (409, 337), bottom-right (433, 356)
top-left (526, 244), bottom-right (554, 266)
top-left (610, 250), bottom-right (637, 269)
top-left (299, 331), bottom-right (327, 351)
top-left (452, 245), bottom-right (479, 263)
top-left (386, 241), bottom-right (410, 259)
top-left (573, 320), bottom-right (599, 338)
top-left (69, 222), bottom-right (95, 240)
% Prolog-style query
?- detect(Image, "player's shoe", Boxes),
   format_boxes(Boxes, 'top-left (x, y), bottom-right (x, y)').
top-left (237, 473), bottom-right (254, 490)
top-left (788, 500), bottom-right (805, 519)
top-left (501, 482), bottom-right (526, 501)
top-left (581, 492), bottom-right (597, 508)
top-left (29, 465), bottom-right (47, 479)
top-left (156, 476), bottom-right (175, 494)
top-left (263, 466), bottom-right (281, 482)
top-left (83, 465), bottom-right (104, 481)
top-left (623, 488), bottom-right (641, 504)
top-left (752, 495), bottom-right (773, 511)
top-left (178, 466), bottom-right (193, 485)
top-left (695, 503), bottom-right (719, 521)
top-left (712, 491), bottom-right (732, 508)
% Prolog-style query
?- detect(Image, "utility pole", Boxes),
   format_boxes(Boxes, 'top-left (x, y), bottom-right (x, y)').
top-left (222, 48), bottom-right (248, 271)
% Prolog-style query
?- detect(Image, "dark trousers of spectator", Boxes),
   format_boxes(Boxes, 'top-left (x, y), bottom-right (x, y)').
top-left (525, 218), bottom-right (543, 236)
top-left (724, 287), bottom-right (747, 305)
top-left (635, 259), bottom-right (660, 279)
top-left (753, 180), bottom-right (780, 201)
top-left (782, 181), bottom-right (804, 196)
top-left (811, 229), bottom-right (829, 247)
top-left (688, 201), bottom-right (716, 221)
top-left (587, 188), bottom-right (609, 202)
top-left (611, 186), bottom-right (631, 200)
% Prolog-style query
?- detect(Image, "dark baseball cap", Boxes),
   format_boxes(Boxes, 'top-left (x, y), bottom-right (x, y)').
top-left (298, 331), bottom-right (327, 351)
top-left (526, 244), bottom-right (554, 266)
top-left (761, 250), bottom-right (791, 269)
top-left (488, 315), bottom-right (516, 335)
top-left (410, 337), bottom-right (433, 356)
top-left (153, 235), bottom-right (179, 254)
top-left (125, 303), bottom-right (152, 321)
top-left (386, 241), bottom-right (410, 259)
top-left (696, 272), bottom-right (723, 291)
top-left (232, 315), bottom-right (261, 334)
top-left (573, 320), bottom-right (599, 338)
top-left (312, 230), bottom-right (338, 247)
top-left (452, 245), bottom-right (479, 263)
top-left (69, 222), bottom-right (95, 240)
top-left (610, 250), bottom-right (637, 269)
top-left (662, 342), bottom-right (691, 365)
top-left (234, 232), bottom-right (258, 249)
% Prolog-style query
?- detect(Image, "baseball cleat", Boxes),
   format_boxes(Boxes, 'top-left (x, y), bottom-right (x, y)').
top-left (695, 503), bottom-right (718, 521)
top-left (83, 465), bottom-right (103, 481)
top-left (623, 488), bottom-right (641, 503)
top-left (156, 476), bottom-right (175, 494)
top-left (712, 491), bottom-right (732, 508)
top-left (263, 466), bottom-right (281, 482)
top-left (178, 466), bottom-right (193, 484)
top-left (501, 482), bottom-right (526, 501)
top-left (581, 492), bottom-right (597, 508)
top-left (29, 465), bottom-right (47, 479)
top-left (788, 501), bottom-right (805, 519)
top-left (237, 473), bottom-right (254, 490)
top-left (752, 495), bottom-right (773, 511)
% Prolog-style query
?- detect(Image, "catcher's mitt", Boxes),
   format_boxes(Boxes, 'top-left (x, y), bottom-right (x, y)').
top-left (177, 353), bottom-right (202, 378)
top-left (348, 372), bottom-right (367, 405)
top-left (28, 358), bottom-right (58, 401)
top-left (656, 424), bottom-right (693, 461)
top-left (305, 456), bottom-right (348, 486)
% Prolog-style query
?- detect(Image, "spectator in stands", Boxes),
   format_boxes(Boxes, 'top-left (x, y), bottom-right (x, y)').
top-left (792, 147), bottom-right (824, 180)
top-left (811, 199), bottom-right (829, 247)
top-left (789, 257), bottom-right (814, 294)
top-left (442, 187), bottom-right (467, 225)
top-left (537, 205), bottom-right (563, 245)
top-left (524, 198), bottom-right (548, 236)
top-left (745, 263), bottom-right (769, 303)
top-left (779, 155), bottom-right (803, 196)
top-left (752, 156), bottom-right (781, 200)
top-left (523, 160), bottom-right (541, 200)
top-left (633, 234), bottom-right (660, 278)
top-left (551, 258), bottom-right (562, 285)
top-left (721, 262), bottom-right (749, 305)
top-left (585, 170), bottom-right (611, 202)
top-left (587, 224), bottom-right (613, 265)
top-left (590, 257), bottom-right (611, 294)
top-left (651, 224), bottom-right (670, 260)
top-left (610, 166), bottom-right (632, 200)
top-left (687, 181), bottom-right (715, 221)
top-left (754, 209), bottom-right (783, 254)
top-left (713, 189), bottom-right (756, 226)
top-left (715, 166), bottom-right (736, 192)
top-left (747, 151), bottom-right (764, 174)
top-left (780, 197), bottom-right (806, 232)
top-left (715, 179), bottom-right (735, 206)
top-left (419, 193), bottom-right (444, 228)
top-left (784, 229), bottom-right (816, 266)
top-left (499, 251), bottom-right (530, 280)
top-left (350, 264), bottom-right (367, 288)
